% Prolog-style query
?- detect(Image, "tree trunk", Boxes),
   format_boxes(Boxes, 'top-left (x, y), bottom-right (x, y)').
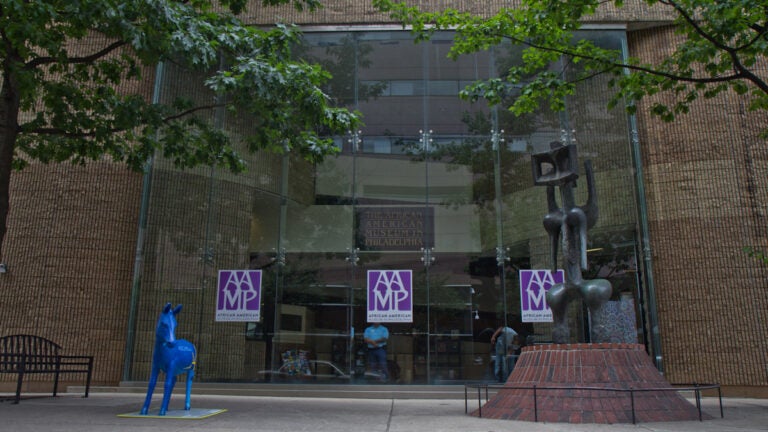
top-left (0, 65), bottom-right (21, 262)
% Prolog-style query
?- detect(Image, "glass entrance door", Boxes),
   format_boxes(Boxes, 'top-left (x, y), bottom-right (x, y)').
top-left (271, 251), bottom-right (355, 382)
top-left (265, 145), bottom-right (357, 382)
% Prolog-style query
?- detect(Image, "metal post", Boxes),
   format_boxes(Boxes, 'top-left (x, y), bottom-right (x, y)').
top-left (463, 386), bottom-right (467, 413)
top-left (621, 36), bottom-right (663, 371)
top-left (695, 383), bottom-right (702, 421)
top-left (477, 386), bottom-right (482, 417)
top-left (122, 62), bottom-right (164, 382)
top-left (718, 386), bottom-right (724, 418)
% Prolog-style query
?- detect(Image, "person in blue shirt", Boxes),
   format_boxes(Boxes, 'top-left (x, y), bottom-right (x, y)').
top-left (364, 322), bottom-right (389, 381)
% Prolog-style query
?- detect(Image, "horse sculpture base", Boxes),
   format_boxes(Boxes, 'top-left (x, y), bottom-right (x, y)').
top-left (141, 303), bottom-right (197, 416)
top-left (120, 408), bottom-right (226, 419)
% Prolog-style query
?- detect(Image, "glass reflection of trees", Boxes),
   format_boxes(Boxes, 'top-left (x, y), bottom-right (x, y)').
top-left (299, 35), bottom-right (387, 108)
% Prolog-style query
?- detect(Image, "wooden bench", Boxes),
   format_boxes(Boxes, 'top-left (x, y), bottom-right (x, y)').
top-left (0, 334), bottom-right (93, 403)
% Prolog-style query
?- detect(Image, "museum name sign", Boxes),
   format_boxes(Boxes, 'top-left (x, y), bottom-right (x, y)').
top-left (356, 207), bottom-right (434, 251)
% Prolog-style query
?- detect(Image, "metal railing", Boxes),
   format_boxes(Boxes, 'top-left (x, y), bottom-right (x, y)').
top-left (464, 382), bottom-right (722, 424)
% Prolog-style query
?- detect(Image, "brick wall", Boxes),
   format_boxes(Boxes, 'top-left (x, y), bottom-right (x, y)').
top-left (0, 29), bottom-right (152, 387)
top-left (239, 0), bottom-right (675, 25)
top-left (629, 26), bottom-right (768, 396)
top-left (1, 162), bottom-right (143, 387)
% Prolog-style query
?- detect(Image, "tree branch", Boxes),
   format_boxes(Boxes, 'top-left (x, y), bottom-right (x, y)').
top-left (26, 40), bottom-right (129, 69)
top-left (162, 103), bottom-right (223, 122)
top-left (658, 0), bottom-right (733, 52)
top-left (658, 0), bottom-right (768, 92)
top-left (737, 23), bottom-right (768, 51)
top-left (501, 34), bottom-right (746, 86)
top-left (728, 55), bottom-right (768, 94)
top-left (439, 1), bottom-right (768, 95)
top-left (24, 103), bottom-right (224, 137)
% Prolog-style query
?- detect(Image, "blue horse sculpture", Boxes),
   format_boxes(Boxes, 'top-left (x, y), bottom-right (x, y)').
top-left (141, 303), bottom-right (197, 416)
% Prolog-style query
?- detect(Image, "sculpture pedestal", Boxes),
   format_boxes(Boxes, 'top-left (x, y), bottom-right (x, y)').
top-left (474, 343), bottom-right (707, 423)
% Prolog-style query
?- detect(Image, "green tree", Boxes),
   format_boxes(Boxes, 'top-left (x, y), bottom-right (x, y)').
top-left (373, 0), bottom-right (768, 125)
top-left (0, 0), bottom-right (361, 260)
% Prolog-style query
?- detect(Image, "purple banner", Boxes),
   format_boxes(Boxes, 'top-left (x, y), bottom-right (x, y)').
top-left (367, 270), bottom-right (413, 323)
top-left (216, 270), bottom-right (261, 322)
top-left (519, 269), bottom-right (563, 323)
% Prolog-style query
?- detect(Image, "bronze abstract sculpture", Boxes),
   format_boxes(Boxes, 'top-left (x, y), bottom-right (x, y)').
top-left (532, 142), bottom-right (612, 343)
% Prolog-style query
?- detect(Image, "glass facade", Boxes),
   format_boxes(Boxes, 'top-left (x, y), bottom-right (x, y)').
top-left (124, 29), bottom-right (648, 385)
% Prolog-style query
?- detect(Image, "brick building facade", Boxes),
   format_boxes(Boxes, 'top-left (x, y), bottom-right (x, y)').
top-left (1, 1), bottom-right (766, 397)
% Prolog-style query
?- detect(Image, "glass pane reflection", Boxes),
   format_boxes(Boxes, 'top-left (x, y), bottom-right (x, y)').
top-left (130, 29), bottom-right (643, 385)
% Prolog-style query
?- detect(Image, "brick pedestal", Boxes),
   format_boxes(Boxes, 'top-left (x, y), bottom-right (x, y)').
top-left (474, 343), bottom-right (707, 423)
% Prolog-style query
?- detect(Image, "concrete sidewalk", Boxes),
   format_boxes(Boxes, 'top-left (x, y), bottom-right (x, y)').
top-left (1, 392), bottom-right (767, 432)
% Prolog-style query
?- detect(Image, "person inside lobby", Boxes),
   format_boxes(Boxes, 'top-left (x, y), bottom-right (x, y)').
top-left (364, 322), bottom-right (389, 381)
